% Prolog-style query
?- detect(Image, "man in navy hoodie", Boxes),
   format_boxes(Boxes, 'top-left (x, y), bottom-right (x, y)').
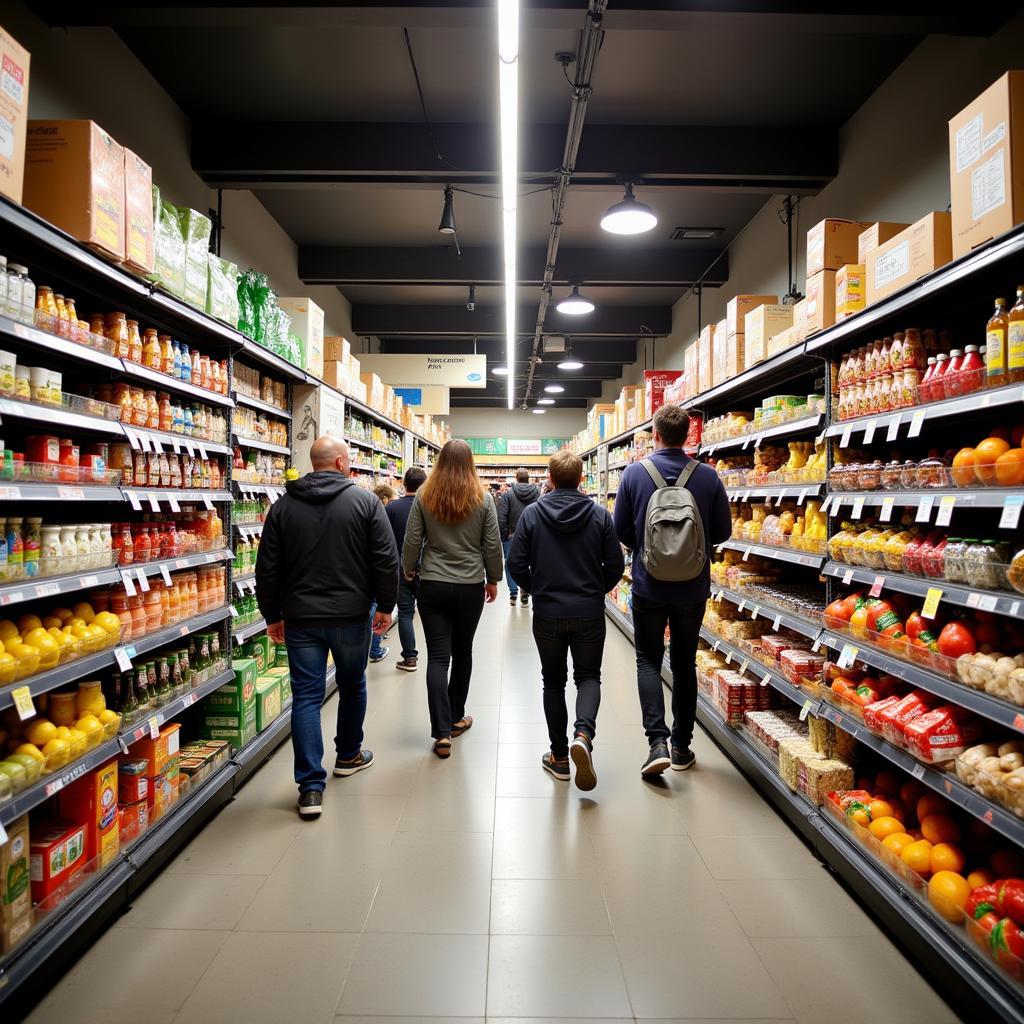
top-left (613, 403), bottom-right (732, 778)
top-left (508, 450), bottom-right (624, 791)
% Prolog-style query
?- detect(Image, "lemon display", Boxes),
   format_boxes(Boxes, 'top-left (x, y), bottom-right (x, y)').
top-left (93, 611), bottom-right (121, 636)
top-left (74, 715), bottom-right (104, 749)
top-left (24, 719), bottom-right (57, 747)
top-left (42, 737), bottom-right (70, 770)
top-left (29, 633), bottom-right (59, 670)
top-left (0, 652), bottom-right (15, 685)
top-left (41, 616), bottom-right (63, 630)
top-left (51, 607), bottom-right (74, 624)
top-left (97, 708), bottom-right (120, 739)
top-left (0, 620), bottom-right (18, 641)
top-left (71, 602), bottom-right (95, 624)
top-left (11, 643), bottom-right (40, 680)
top-left (66, 728), bottom-right (87, 758)
top-left (16, 613), bottom-right (42, 634)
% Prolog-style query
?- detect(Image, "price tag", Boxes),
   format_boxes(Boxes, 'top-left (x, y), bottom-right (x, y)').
top-left (114, 646), bottom-right (134, 671)
top-left (851, 496), bottom-right (866, 519)
top-left (837, 644), bottom-right (858, 669)
top-left (149, 717), bottom-right (161, 740)
top-left (229, 605), bottom-right (239, 617)
top-left (120, 570), bottom-right (137, 598)
top-left (136, 567), bottom-right (150, 592)
top-left (979, 594), bottom-right (999, 612)
top-left (184, 440), bottom-right (195, 457)
top-left (1000, 495), bottom-right (1024, 531)
top-left (738, 598), bottom-right (748, 612)
top-left (863, 419), bottom-right (877, 445)
top-left (966, 592), bottom-right (982, 608)
top-left (1011, 601), bottom-right (1021, 617)
top-left (198, 444), bottom-right (209, 460)
top-left (922, 587), bottom-right (943, 620)
top-left (171, 438), bottom-right (181, 454)
top-left (148, 492), bottom-right (161, 512)
top-left (829, 497), bottom-right (844, 518)
top-left (799, 699), bottom-right (814, 722)
top-left (58, 486), bottom-right (84, 500)
top-left (751, 605), bottom-right (761, 620)
top-left (815, 431), bottom-right (826, 446)
top-left (0, 820), bottom-right (6, 846)
top-left (812, 634), bottom-right (824, 653)
top-left (0, 590), bottom-right (22, 606)
top-left (34, 581), bottom-right (60, 598)
top-left (151, 438), bottom-right (164, 454)
top-left (742, 547), bottom-right (751, 562)
top-left (140, 433), bottom-right (154, 453)
top-left (725, 650), bottom-right (733, 664)
top-left (1014, 713), bottom-right (1024, 733)
top-left (908, 409), bottom-right (926, 438)
top-left (739, 658), bottom-right (749, 675)
top-left (761, 671), bottom-right (771, 687)
top-left (819, 496), bottom-right (831, 514)
top-left (79, 575), bottom-right (98, 589)
top-left (935, 495), bottom-right (956, 527)
top-left (915, 495), bottom-right (934, 523)
top-left (712, 639), bottom-right (722, 652)
top-left (202, 495), bottom-right (214, 511)
top-left (169, 497), bottom-right (181, 513)
top-left (11, 685), bottom-right (35, 721)
top-left (797, 488), bottom-right (808, 505)
top-left (773, 613), bottom-right (782, 631)
top-left (742, 434), bottom-right (752, 450)
top-left (125, 427), bottom-right (140, 450)
top-left (127, 491), bottom-right (143, 511)
top-left (160, 564), bottom-right (173, 587)
top-left (879, 496), bottom-right (895, 522)
top-left (182, 692), bottom-right (196, 709)
top-left (842, 568), bottom-right (854, 586)
top-left (839, 425), bottom-right (853, 449)
top-left (268, 491), bottom-right (278, 504)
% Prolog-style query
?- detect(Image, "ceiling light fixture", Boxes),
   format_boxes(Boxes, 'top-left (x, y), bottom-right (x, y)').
top-left (556, 283), bottom-right (595, 316)
top-left (544, 384), bottom-right (565, 394)
top-left (498, 0), bottom-right (519, 410)
top-left (438, 185), bottom-right (457, 234)
top-left (492, 365), bottom-right (510, 376)
top-left (557, 337), bottom-right (584, 370)
top-left (600, 183), bottom-right (657, 235)
top-left (532, 407), bottom-right (546, 414)
top-left (538, 398), bottom-right (555, 405)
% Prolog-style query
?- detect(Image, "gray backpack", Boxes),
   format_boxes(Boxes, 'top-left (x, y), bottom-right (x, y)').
top-left (639, 459), bottom-right (707, 581)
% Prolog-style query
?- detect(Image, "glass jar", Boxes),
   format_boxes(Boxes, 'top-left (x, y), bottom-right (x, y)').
top-left (60, 525), bottom-right (78, 571)
top-left (22, 517), bottom-right (41, 578)
top-left (918, 457), bottom-right (949, 489)
top-left (40, 524), bottom-right (62, 578)
top-left (74, 524), bottom-right (92, 569)
top-left (159, 334), bottom-right (174, 375)
top-left (889, 332), bottom-right (904, 372)
top-left (87, 523), bottom-right (104, 569)
top-left (858, 461), bottom-right (884, 491)
top-left (901, 368), bottom-right (921, 409)
top-left (114, 383), bottom-right (133, 424)
top-left (902, 328), bottom-right (925, 371)
top-left (961, 539), bottom-right (1009, 590)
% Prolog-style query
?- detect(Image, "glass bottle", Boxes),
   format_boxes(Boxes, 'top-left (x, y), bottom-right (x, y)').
top-left (889, 331), bottom-right (904, 372)
top-left (902, 328), bottom-right (925, 371)
top-left (220, 360), bottom-right (230, 395)
top-left (986, 297), bottom-right (1010, 388)
top-left (22, 517), bottom-right (41, 578)
top-left (142, 328), bottom-right (162, 369)
top-left (5, 517), bottom-right (23, 579)
top-left (1008, 286), bottom-right (1024, 384)
top-left (159, 334), bottom-right (174, 375)
top-left (18, 267), bottom-right (35, 325)
top-left (60, 525), bottom-right (78, 572)
top-left (3, 262), bottom-right (21, 321)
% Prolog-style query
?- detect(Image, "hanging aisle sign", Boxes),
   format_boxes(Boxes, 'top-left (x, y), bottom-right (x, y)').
top-left (465, 438), bottom-right (568, 456)
top-left (357, 354), bottom-right (487, 388)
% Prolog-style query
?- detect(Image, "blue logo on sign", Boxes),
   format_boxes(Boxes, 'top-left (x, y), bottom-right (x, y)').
top-left (467, 373), bottom-right (482, 381)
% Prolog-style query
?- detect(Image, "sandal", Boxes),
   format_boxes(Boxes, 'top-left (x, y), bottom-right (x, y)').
top-left (434, 737), bottom-right (452, 759)
top-left (452, 716), bottom-right (473, 737)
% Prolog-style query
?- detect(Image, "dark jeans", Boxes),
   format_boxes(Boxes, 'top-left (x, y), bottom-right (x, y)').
top-left (532, 615), bottom-right (605, 758)
top-left (285, 621), bottom-right (370, 793)
top-left (631, 594), bottom-right (706, 751)
top-left (502, 539), bottom-right (521, 596)
top-left (397, 577), bottom-right (419, 659)
top-left (417, 579), bottom-right (486, 738)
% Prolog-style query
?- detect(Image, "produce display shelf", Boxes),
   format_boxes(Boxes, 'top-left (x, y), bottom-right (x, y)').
top-left (718, 539), bottom-right (826, 570)
top-left (119, 666), bottom-right (235, 747)
top-left (232, 432), bottom-right (291, 456)
top-left (233, 392), bottom-right (292, 420)
top-left (0, 313), bottom-right (123, 372)
top-left (700, 413), bottom-right (825, 455)
top-left (0, 482), bottom-right (124, 502)
top-left (121, 487), bottom-right (233, 507)
top-left (725, 482), bottom-right (826, 502)
top-left (120, 361), bottom-right (235, 408)
top-left (826, 383), bottom-right (1024, 441)
top-left (238, 339), bottom-right (308, 383)
top-left (822, 562), bottom-right (1024, 620)
top-left (232, 617), bottom-right (266, 644)
top-left (818, 630), bottom-right (1024, 735)
top-left (128, 427), bottom-right (232, 457)
top-left (0, 606), bottom-right (232, 712)
top-left (0, 397), bottom-right (126, 436)
top-left (711, 586), bottom-right (823, 642)
top-left (689, 343), bottom-right (821, 411)
top-left (234, 483), bottom-right (285, 497)
top-left (827, 489), bottom-right (1021, 513)
top-left (698, 626), bottom-right (812, 708)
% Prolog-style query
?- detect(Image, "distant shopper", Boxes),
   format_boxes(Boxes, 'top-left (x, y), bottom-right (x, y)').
top-left (403, 440), bottom-right (503, 758)
top-left (368, 482), bottom-right (397, 664)
top-left (256, 435), bottom-right (399, 818)
top-left (499, 468), bottom-right (540, 606)
top-left (507, 450), bottom-right (624, 790)
top-left (386, 466), bottom-right (427, 672)
top-left (613, 404), bottom-right (731, 778)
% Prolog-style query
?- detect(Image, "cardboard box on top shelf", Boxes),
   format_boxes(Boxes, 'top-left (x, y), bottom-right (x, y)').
top-left (278, 297), bottom-right (325, 380)
top-left (806, 218), bottom-right (870, 278)
top-left (0, 26), bottom-right (29, 204)
top-left (324, 336), bottom-right (351, 363)
top-left (683, 342), bottom-right (698, 399)
top-left (767, 323), bottom-right (800, 357)
top-left (725, 294), bottom-right (778, 337)
top-left (122, 149), bottom-right (153, 275)
top-left (360, 372), bottom-right (385, 410)
top-left (0, 814), bottom-right (30, 926)
top-left (58, 761), bottom-right (119, 868)
top-left (717, 332), bottom-right (746, 383)
top-left (354, 379), bottom-right (368, 404)
top-left (743, 303), bottom-right (793, 369)
top-left (644, 369), bottom-right (683, 418)
top-left (804, 270), bottom-right (837, 336)
top-left (697, 324), bottom-right (715, 395)
top-left (25, 120), bottom-right (125, 260)
top-left (857, 223), bottom-right (909, 265)
top-left (322, 360), bottom-right (350, 393)
top-left (836, 264), bottom-right (866, 320)
top-left (949, 71), bottom-right (1024, 259)
top-left (792, 297), bottom-right (808, 341)
top-left (865, 211), bottom-right (952, 305)
top-left (150, 188), bottom-right (185, 298)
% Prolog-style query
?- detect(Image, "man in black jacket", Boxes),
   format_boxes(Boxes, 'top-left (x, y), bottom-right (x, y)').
top-left (499, 468), bottom-right (540, 606)
top-left (256, 435), bottom-right (400, 819)
top-left (507, 450), bottom-right (625, 791)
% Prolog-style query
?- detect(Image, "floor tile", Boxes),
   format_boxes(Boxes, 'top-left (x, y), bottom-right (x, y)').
top-left (490, 878), bottom-right (611, 934)
top-left (692, 834), bottom-right (825, 880)
top-left (236, 870), bottom-right (381, 932)
top-left (166, 807), bottom-right (302, 876)
top-left (497, 764), bottom-right (575, 798)
top-left (491, 825), bottom-right (599, 879)
top-left (118, 871), bottom-right (264, 931)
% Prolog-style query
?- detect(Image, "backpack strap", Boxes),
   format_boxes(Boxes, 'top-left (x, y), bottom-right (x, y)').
top-left (676, 459), bottom-right (699, 489)
top-left (640, 459), bottom-right (668, 489)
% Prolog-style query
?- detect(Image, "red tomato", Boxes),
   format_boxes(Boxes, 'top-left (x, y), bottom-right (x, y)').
top-left (824, 599), bottom-right (851, 624)
top-left (906, 611), bottom-right (928, 641)
top-left (937, 621), bottom-right (978, 659)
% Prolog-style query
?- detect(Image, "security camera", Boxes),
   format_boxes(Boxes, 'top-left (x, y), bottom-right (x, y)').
top-left (466, 284), bottom-right (476, 311)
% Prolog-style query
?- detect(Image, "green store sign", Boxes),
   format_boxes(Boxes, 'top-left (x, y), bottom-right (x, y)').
top-left (465, 438), bottom-right (568, 456)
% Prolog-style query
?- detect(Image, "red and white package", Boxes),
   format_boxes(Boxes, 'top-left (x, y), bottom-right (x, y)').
top-left (904, 706), bottom-right (985, 764)
top-left (878, 691), bottom-right (935, 746)
top-left (863, 694), bottom-right (902, 733)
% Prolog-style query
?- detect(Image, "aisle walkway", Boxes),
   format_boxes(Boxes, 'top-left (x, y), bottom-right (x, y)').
top-left (28, 602), bottom-right (960, 1024)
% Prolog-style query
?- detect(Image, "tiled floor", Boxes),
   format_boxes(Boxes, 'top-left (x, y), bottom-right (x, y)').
top-left (27, 600), bottom-right (963, 1024)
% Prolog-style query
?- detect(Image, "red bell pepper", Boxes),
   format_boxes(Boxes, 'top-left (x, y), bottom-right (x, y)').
top-left (997, 880), bottom-right (1024, 926)
top-left (990, 918), bottom-right (1024, 978)
top-left (967, 883), bottom-right (999, 920)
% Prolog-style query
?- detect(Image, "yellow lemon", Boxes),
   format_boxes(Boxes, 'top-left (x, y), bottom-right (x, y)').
top-left (74, 715), bottom-right (103, 748)
top-left (70, 623), bottom-right (90, 640)
top-left (16, 613), bottom-right (42, 634)
top-left (93, 611), bottom-right (121, 635)
top-left (24, 719), bottom-right (57, 747)
top-left (71, 602), bottom-right (95, 624)
top-left (42, 737), bottom-right (70, 769)
top-left (41, 616), bottom-right (63, 630)
top-left (67, 728), bottom-right (87, 757)
top-left (11, 643), bottom-right (40, 679)
top-left (24, 627), bottom-right (52, 649)
top-left (14, 742), bottom-right (45, 763)
top-left (0, 620), bottom-right (18, 641)
top-left (54, 726), bottom-right (71, 741)
top-left (0, 652), bottom-right (15, 684)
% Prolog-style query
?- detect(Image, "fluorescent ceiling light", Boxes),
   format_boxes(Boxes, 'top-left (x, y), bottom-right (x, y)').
top-left (544, 384), bottom-right (565, 393)
top-left (600, 183), bottom-right (657, 235)
top-left (556, 284), bottom-right (595, 316)
top-left (532, 408), bottom-right (546, 414)
top-left (498, 0), bottom-right (519, 409)
top-left (492, 365), bottom-right (510, 376)
top-left (538, 398), bottom-right (555, 405)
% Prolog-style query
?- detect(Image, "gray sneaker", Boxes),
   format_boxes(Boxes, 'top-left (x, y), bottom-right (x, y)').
top-left (370, 646), bottom-right (390, 664)
top-left (333, 750), bottom-right (374, 777)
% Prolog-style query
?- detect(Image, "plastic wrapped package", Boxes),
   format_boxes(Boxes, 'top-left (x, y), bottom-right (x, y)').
top-left (799, 757), bottom-right (855, 806)
top-left (778, 738), bottom-right (821, 791)
top-left (902, 704), bottom-right (984, 763)
top-left (207, 254), bottom-right (240, 325)
top-left (713, 670), bottom-right (764, 726)
top-left (177, 206), bottom-right (212, 309)
top-left (149, 192), bottom-right (186, 299)
top-left (808, 714), bottom-right (857, 761)
top-left (779, 649), bottom-right (825, 684)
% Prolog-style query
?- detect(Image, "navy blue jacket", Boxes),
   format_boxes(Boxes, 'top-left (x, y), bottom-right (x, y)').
top-left (507, 488), bottom-right (625, 619)
top-left (612, 448), bottom-right (731, 603)
top-left (385, 493), bottom-right (416, 555)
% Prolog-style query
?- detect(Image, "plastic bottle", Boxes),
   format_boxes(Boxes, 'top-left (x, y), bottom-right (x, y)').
top-left (126, 319), bottom-right (143, 364)
top-left (5, 263), bottom-right (23, 321)
top-left (172, 339), bottom-right (183, 380)
top-left (142, 328), bottom-right (162, 369)
top-left (0, 517), bottom-right (8, 582)
top-left (944, 349), bottom-right (964, 399)
top-left (1009, 286), bottom-right (1024, 384)
top-left (159, 334), bottom-right (174, 375)
top-left (930, 352), bottom-right (949, 403)
top-left (919, 356), bottom-right (936, 404)
top-left (986, 297), bottom-right (1009, 388)
top-left (180, 343), bottom-right (192, 383)
top-left (960, 345), bottom-right (984, 395)
top-left (22, 517), bottom-right (41, 578)
top-left (191, 347), bottom-right (202, 384)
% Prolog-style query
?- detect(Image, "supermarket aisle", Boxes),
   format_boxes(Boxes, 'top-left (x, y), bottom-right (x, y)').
top-left (27, 603), bottom-right (961, 1024)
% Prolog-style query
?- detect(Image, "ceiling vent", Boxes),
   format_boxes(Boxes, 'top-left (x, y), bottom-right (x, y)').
top-left (670, 227), bottom-right (724, 241)
top-left (543, 335), bottom-right (566, 353)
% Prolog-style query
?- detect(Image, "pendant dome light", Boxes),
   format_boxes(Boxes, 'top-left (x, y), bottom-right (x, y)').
top-left (438, 185), bottom-right (457, 234)
top-left (556, 283), bottom-right (595, 316)
top-left (557, 337), bottom-right (584, 370)
top-left (538, 398), bottom-right (555, 405)
top-left (532, 407), bottom-right (546, 414)
top-left (600, 182), bottom-right (657, 235)
top-left (544, 383), bottom-right (565, 394)
top-left (492, 365), bottom-right (510, 376)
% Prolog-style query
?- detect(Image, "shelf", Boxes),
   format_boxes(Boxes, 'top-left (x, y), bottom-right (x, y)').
top-left (700, 413), bottom-right (825, 455)
top-left (0, 313), bottom-right (123, 372)
top-left (0, 482), bottom-right (125, 502)
top-left (233, 392), bottom-right (292, 420)
top-left (233, 482), bottom-right (285, 497)
top-left (0, 397), bottom-right (125, 436)
top-left (233, 572), bottom-right (256, 592)
top-left (119, 666), bottom-right (235, 747)
top-left (699, 625), bottom-right (813, 708)
top-left (122, 488), bottom-right (233, 507)
top-left (121, 361), bottom-right (234, 408)
top-left (826, 488), bottom-right (1021, 514)
top-left (350, 463), bottom-right (375, 473)
top-left (232, 617), bottom-right (266, 644)
top-left (127, 427), bottom-right (232, 457)
top-left (689, 343), bottom-right (821, 410)
top-left (232, 432), bottom-right (291, 455)
top-left (823, 562), bottom-right (1024, 620)
top-left (233, 521), bottom-right (265, 536)
top-left (711, 586), bottom-right (823, 641)
top-left (238, 339), bottom-right (308, 382)
top-left (719, 538), bottom-right (826, 570)
top-left (725, 482), bottom-right (825, 502)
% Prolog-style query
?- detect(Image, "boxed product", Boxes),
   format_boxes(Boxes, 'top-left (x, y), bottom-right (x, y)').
top-left (58, 760), bottom-right (119, 867)
top-left (325, 336), bottom-right (350, 363)
top-left (716, 332), bottom-right (745, 384)
top-left (726, 294), bottom-right (778, 337)
top-left (130, 722), bottom-right (181, 778)
top-left (643, 370), bottom-right (683, 418)
top-left (0, 814), bottom-right (30, 925)
top-left (117, 760), bottom-right (149, 804)
top-left (857, 222), bottom-right (909, 265)
top-left (322, 360), bottom-right (350, 393)
top-left (150, 188), bottom-right (186, 297)
top-left (806, 218), bottom-right (869, 277)
top-left (255, 676), bottom-right (282, 732)
top-left (360, 373), bottom-right (385, 411)
top-left (244, 635), bottom-right (273, 674)
top-left (744, 303), bottom-right (793, 368)
top-left (949, 71), bottom-right (1024, 258)
top-left (767, 324), bottom-right (800, 357)
top-left (682, 342), bottom-right (698, 399)
top-left (123, 148), bottom-right (154, 275)
top-left (263, 666), bottom-right (291, 706)
top-left (177, 206), bottom-right (212, 309)
top-left (698, 323), bottom-right (715, 394)
top-left (203, 707), bottom-right (257, 730)
top-left (207, 254), bottom-right (240, 325)
top-left (0, 25), bottom-right (30, 204)
top-left (118, 798), bottom-right (148, 844)
top-left (803, 270), bottom-right (837, 336)
top-left (792, 297), bottom-right (808, 341)
top-left (29, 820), bottom-right (86, 902)
top-left (147, 759), bottom-right (179, 821)
top-left (274, 643), bottom-right (288, 667)
top-left (25, 120), bottom-right (125, 260)
top-left (204, 721), bottom-right (257, 751)
top-left (835, 264), bottom-right (865, 319)
top-left (279, 297), bottom-right (325, 380)
top-left (865, 212), bottom-right (952, 305)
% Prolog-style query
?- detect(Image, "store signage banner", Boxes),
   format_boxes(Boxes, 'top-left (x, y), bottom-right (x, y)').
top-left (395, 384), bottom-right (450, 415)
top-left (357, 353), bottom-right (487, 388)
top-left (465, 438), bottom-right (568, 456)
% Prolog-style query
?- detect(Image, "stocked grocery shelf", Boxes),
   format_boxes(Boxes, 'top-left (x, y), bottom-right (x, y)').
top-left (232, 432), bottom-right (291, 455)
top-left (126, 426), bottom-right (232, 457)
top-left (719, 538), bottom-right (827, 570)
top-left (0, 313), bottom-right (123, 372)
top-left (233, 392), bottom-right (291, 419)
top-left (232, 617), bottom-right (266, 644)
top-left (119, 666), bottom-right (235, 747)
top-left (690, 343), bottom-right (822, 411)
top-left (238, 339), bottom-right (308, 383)
top-left (233, 572), bottom-right (256, 591)
top-left (118, 361), bottom-right (235, 408)
top-left (233, 520), bottom-right (265, 535)
top-left (0, 397), bottom-right (126, 436)
top-left (826, 489), bottom-right (1022, 514)
top-left (700, 412), bottom-right (825, 455)
top-left (0, 482), bottom-right (125, 502)
top-left (725, 482), bottom-right (826, 502)
top-left (233, 483), bottom-right (285, 497)
top-left (711, 586), bottom-right (823, 641)
top-left (122, 488), bottom-right (233, 507)
top-left (698, 626), bottom-right (813, 707)
top-left (822, 562), bottom-right (1024, 620)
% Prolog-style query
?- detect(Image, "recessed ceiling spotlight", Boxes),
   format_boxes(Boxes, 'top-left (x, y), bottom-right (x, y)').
top-left (555, 284), bottom-right (595, 315)
top-left (544, 384), bottom-right (565, 393)
top-left (600, 183), bottom-right (657, 235)
top-left (492, 365), bottom-right (510, 376)
top-left (538, 398), bottom-right (555, 405)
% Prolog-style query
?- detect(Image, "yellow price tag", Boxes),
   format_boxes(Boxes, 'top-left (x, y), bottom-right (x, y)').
top-left (922, 587), bottom-right (943, 620)
top-left (11, 685), bottom-right (34, 722)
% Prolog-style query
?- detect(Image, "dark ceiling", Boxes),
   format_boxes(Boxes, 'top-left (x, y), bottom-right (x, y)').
top-left (30, 2), bottom-right (1021, 408)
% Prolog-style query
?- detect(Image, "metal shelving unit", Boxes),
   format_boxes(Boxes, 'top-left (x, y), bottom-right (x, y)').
top-left (234, 392), bottom-right (292, 420)
top-left (825, 488), bottom-right (1022, 514)
top-left (718, 538), bottom-right (826, 570)
top-left (700, 412), bottom-right (825, 456)
top-left (232, 432), bottom-right (291, 456)
top-left (725, 482), bottom-right (826, 502)
top-left (711, 586), bottom-right (823, 642)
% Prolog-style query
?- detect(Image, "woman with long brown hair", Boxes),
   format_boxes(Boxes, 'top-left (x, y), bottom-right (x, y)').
top-left (402, 439), bottom-right (503, 757)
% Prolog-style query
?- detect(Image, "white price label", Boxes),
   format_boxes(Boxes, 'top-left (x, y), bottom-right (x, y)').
top-left (198, 444), bottom-right (208, 460)
top-left (742, 547), bottom-right (751, 562)
top-left (870, 575), bottom-right (885, 598)
top-left (819, 496), bottom-right (831, 514)
top-left (78, 575), bottom-right (98, 589)
top-left (114, 646), bottom-right (134, 671)
top-left (0, 591), bottom-right (22, 606)
top-left (1000, 495), bottom-right (1024, 531)
top-left (742, 435), bottom-right (752, 450)
top-left (915, 495), bottom-right (934, 523)
top-left (124, 427), bottom-right (140, 450)
top-left (202, 495), bottom-right (214, 511)
top-left (148, 492), bottom-right (161, 512)
top-left (911, 763), bottom-right (926, 780)
top-left (182, 692), bottom-right (196, 708)
top-left (160, 564), bottom-right (173, 586)
top-left (171, 438), bottom-right (181, 454)
top-left (725, 650), bottom-right (733, 664)
top-left (712, 640), bottom-right (721, 652)
top-left (812, 635), bottom-right (824, 653)
top-left (127, 491), bottom-right (143, 511)
top-left (851, 496), bottom-right (866, 519)
top-left (879, 496), bottom-right (895, 522)
top-left (908, 409), bottom-right (926, 438)
top-left (11, 685), bottom-right (35, 721)
top-left (34, 581), bottom-right (60, 598)
top-left (149, 717), bottom-right (161, 740)
top-left (966, 592), bottom-right (982, 608)
top-left (797, 488), bottom-right (808, 505)
top-left (761, 672), bottom-right (771, 687)
top-left (799, 699), bottom-right (814, 722)
top-left (840, 425), bottom-right (853, 448)
top-left (229, 605), bottom-right (239, 617)
top-left (1011, 601), bottom-right (1021, 617)
top-left (135, 567), bottom-right (150, 592)
top-left (138, 432), bottom-right (152, 453)
top-left (0, 487), bottom-right (21, 500)
top-left (268, 491), bottom-right (278, 504)
top-left (169, 497), bottom-right (181, 513)
top-left (151, 438), bottom-right (164, 454)
top-left (58, 486), bottom-right (84, 500)
top-left (978, 594), bottom-right (999, 612)
top-left (0, 820), bottom-right (6, 846)
top-left (738, 599), bottom-right (748, 612)
top-left (751, 605), bottom-right (760, 620)
top-left (739, 658), bottom-right (749, 675)
top-left (773, 613), bottom-right (782, 630)
top-left (863, 419), bottom-right (877, 445)
top-left (120, 570), bottom-right (137, 598)
top-left (842, 569), bottom-right (854, 586)
top-left (815, 432), bottom-right (826, 446)
top-left (184, 441), bottom-right (195, 457)
top-left (829, 497), bottom-right (844, 518)
top-left (936, 495), bottom-right (956, 527)
top-left (837, 644), bottom-right (858, 669)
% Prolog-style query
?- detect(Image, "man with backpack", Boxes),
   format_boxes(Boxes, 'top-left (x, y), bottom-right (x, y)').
top-left (499, 468), bottom-right (540, 606)
top-left (613, 403), bottom-right (732, 778)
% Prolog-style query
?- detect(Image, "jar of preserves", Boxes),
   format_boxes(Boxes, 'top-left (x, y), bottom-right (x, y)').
top-left (987, 297), bottom-right (1010, 388)
top-left (902, 368), bottom-right (921, 409)
top-left (110, 592), bottom-right (133, 642)
top-left (919, 457), bottom-right (949, 489)
top-left (158, 452), bottom-right (171, 488)
top-left (899, 460), bottom-right (919, 489)
top-left (159, 334), bottom-right (174, 375)
top-left (133, 450), bottom-right (147, 488)
top-left (128, 593), bottom-right (148, 637)
top-left (169, 454), bottom-right (182, 489)
top-left (889, 332), bottom-right (904, 371)
top-left (964, 539), bottom-right (1012, 591)
top-left (144, 588), bottom-right (163, 633)
top-left (106, 313), bottom-right (129, 359)
top-left (114, 383), bottom-right (133, 423)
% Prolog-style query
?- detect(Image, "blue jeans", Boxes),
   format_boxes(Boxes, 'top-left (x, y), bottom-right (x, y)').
top-left (397, 577), bottom-right (419, 659)
top-left (502, 539), bottom-right (519, 596)
top-left (285, 621), bottom-right (370, 793)
top-left (369, 601), bottom-right (385, 658)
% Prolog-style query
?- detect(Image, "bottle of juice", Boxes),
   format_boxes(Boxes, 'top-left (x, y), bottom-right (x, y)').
top-left (172, 339), bottom-right (183, 380)
top-left (1008, 286), bottom-right (1024, 384)
top-left (126, 319), bottom-right (143, 364)
top-left (191, 347), bottom-right (202, 384)
top-left (929, 352), bottom-right (949, 403)
top-left (180, 344), bottom-right (192, 383)
top-left (986, 297), bottom-right (1009, 388)
top-left (919, 356), bottom-right (936, 403)
top-left (142, 328), bottom-right (162, 369)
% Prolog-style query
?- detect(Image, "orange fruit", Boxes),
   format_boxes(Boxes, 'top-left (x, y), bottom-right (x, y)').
top-left (974, 437), bottom-right (1011, 485)
top-left (921, 814), bottom-right (961, 845)
top-left (869, 799), bottom-right (895, 821)
top-left (868, 816), bottom-right (906, 840)
top-left (916, 793), bottom-right (951, 824)
top-left (951, 447), bottom-right (977, 488)
top-left (901, 839), bottom-right (934, 877)
top-left (991, 847), bottom-right (1024, 877)
top-left (928, 870), bottom-right (971, 922)
top-left (882, 832), bottom-right (916, 855)
top-left (995, 447), bottom-right (1024, 487)
top-left (874, 770), bottom-right (901, 796)
top-left (930, 842), bottom-right (967, 874)
top-left (968, 868), bottom-right (995, 891)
